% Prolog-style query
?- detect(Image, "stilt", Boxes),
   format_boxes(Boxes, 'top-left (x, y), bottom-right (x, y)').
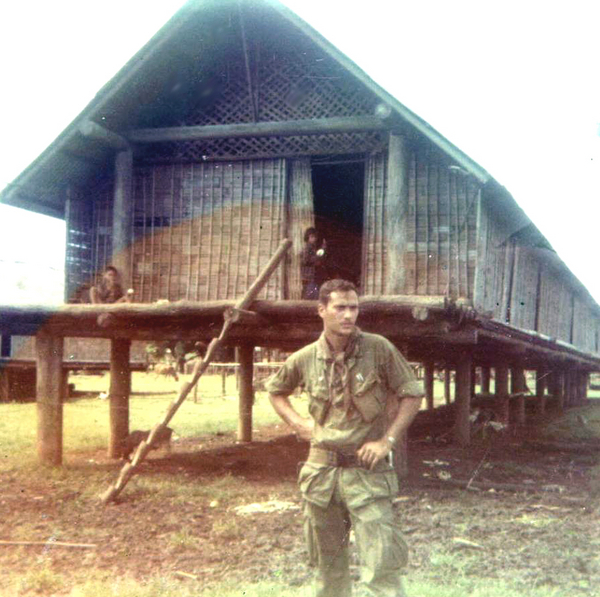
top-left (454, 355), bottom-right (473, 446)
top-left (495, 365), bottom-right (509, 427)
top-left (109, 339), bottom-right (131, 459)
top-left (536, 367), bottom-right (547, 416)
top-left (511, 367), bottom-right (526, 425)
top-left (238, 345), bottom-right (254, 442)
top-left (553, 371), bottom-right (565, 410)
top-left (36, 334), bottom-right (64, 466)
top-left (392, 433), bottom-right (409, 480)
top-left (424, 362), bottom-right (435, 411)
top-left (444, 368), bottom-right (451, 404)
top-left (481, 366), bottom-right (491, 395)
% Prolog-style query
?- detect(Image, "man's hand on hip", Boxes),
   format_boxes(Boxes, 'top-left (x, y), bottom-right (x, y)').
top-left (357, 439), bottom-right (391, 470)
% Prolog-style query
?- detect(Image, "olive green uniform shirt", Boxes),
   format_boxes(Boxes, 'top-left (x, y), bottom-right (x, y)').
top-left (266, 329), bottom-right (423, 452)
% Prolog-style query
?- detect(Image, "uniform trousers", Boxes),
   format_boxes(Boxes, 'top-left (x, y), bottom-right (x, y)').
top-left (301, 464), bottom-right (408, 597)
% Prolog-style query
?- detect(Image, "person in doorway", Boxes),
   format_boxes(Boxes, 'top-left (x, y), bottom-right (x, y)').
top-left (90, 266), bottom-right (133, 304)
top-left (266, 279), bottom-right (424, 597)
top-left (301, 227), bottom-right (327, 299)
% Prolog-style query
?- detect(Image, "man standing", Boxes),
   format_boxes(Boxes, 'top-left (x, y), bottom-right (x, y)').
top-left (90, 266), bottom-right (133, 304)
top-left (266, 279), bottom-right (424, 597)
top-left (301, 227), bottom-right (327, 299)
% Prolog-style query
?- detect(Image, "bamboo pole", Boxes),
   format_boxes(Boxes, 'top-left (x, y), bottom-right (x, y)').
top-left (481, 366), bottom-right (491, 395)
top-left (100, 239), bottom-right (292, 504)
top-left (238, 345), bottom-right (254, 442)
top-left (536, 367), bottom-right (547, 415)
top-left (511, 367), bottom-right (527, 425)
top-left (36, 334), bottom-right (64, 466)
top-left (444, 368), bottom-right (451, 404)
top-left (454, 355), bottom-right (473, 446)
top-left (108, 339), bottom-right (131, 459)
top-left (495, 365), bottom-right (510, 427)
top-left (424, 362), bottom-right (435, 411)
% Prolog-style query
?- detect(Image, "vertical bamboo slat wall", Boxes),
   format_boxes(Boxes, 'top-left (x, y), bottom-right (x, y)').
top-left (474, 197), bottom-right (600, 354)
top-left (64, 191), bottom-right (94, 303)
top-left (361, 153), bottom-right (387, 294)
top-left (129, 159), bottom-right (287, 302)
top-left (90, 182), bottom-right (114, 288)
top-left (363, 149), bottom-right (479, 298)
top-left (287, 158), bottom-right (315, 299)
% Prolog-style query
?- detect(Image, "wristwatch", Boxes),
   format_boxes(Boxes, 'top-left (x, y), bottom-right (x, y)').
top-left (386, 436), bottom-right (396, 447)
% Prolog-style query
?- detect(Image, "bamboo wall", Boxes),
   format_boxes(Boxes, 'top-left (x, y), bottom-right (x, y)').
top-left (64, 192), bottom-right (94, 302)
top-left (362, 150), bottom-right (478, 298)
top-left (474, 197), bottom-right (600, 354)
top-left (129, 159), bottom-right (287, 302)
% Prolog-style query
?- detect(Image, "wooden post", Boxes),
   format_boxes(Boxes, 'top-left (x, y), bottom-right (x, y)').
top-left (112, 149), bottom-right (134, 285)
top-left (238, 345), bottom-right (254, 442)
top-left (481, 366), bottom-right (491, 395)
top-left (36, 334), bottom-right (64, 466)
top-left (582, 372), bottom-right (589, 404)
top-left (424, 362), bottom-right (435, 411)
top-left (109, 339), bottom-right (131, 459)
top-left (385, 133), bottom-right (409, 294)
top-left (495, 365), bottom-right (509, 427)
top-left (536, 368), bottom-right (547, 415)
top-left (511, 367), bottom-right (526, 425)
top-left (444, 368), bottom-right (451, 404)
top-left (454, 355), bottom-right (473, 446)
top-left (222, 368), bottom-right (227, 397)
top-left (392, 433), bottom-right (409, 481)
top-left (564, 371), bottom-right (573, 408)
top-left (553, 371), bottom-right (565, 410)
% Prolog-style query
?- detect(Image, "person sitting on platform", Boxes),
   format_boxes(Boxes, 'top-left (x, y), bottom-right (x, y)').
top-left (90, 266), bottom-right (134, 304)
top-left (301, 227), bottom-right (327, 300)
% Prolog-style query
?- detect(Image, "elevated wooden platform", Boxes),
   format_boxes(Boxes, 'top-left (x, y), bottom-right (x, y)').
top-left (1, 295), bottom-right (598, 464)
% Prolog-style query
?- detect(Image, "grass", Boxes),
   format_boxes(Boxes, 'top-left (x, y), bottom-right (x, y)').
top-left (0, 371), bottom-right (295, 471)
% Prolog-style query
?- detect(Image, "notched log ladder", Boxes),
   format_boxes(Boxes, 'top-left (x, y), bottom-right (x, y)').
top-left (100, 239), bottom-right (292, 504)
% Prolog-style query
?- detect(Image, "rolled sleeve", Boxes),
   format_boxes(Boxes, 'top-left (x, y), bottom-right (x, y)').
top-left (265, 357), bottom-right (301, 396)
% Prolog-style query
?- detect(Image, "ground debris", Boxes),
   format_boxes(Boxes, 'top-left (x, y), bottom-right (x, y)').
top-left (234, 500), bottom-right (300, 515)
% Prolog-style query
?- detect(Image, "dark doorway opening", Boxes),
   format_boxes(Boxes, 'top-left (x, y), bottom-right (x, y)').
top-left (311, 157), bottom-right (365, 288)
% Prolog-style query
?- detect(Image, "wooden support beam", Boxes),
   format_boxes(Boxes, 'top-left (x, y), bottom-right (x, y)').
top-left (385, 133), bottom-right (409, 294)
top-left (481, 366), bottom-right (491, 394)
top-left (126, 116), bottom-right (388, 144)
top-left (0, 334), bottom-right (11, 357)
top-left (112, 149), bottom-right (134, 286)
top-left (108, 339), bottom-right (131, 459)
top-left (511, 367), bottom-right (527, 425)
top-left (552, 370), bottom-right (565, 410)
top-left (237, 345), bottom-right (254, 442)
top-left (495, 365), bottom-right (510, 426)
top-left (444, 368), bottom-right (451, 404)
top-left (454, 355), bottom-right (473, 446)
top-left (536, 368), bottom-right (547, 415)
top-left (36, 334), bottom-right (64, 466)
top-left (79, 120), bottom-right (129, 150)
top-left (424, 361), bottom-right (435, 411)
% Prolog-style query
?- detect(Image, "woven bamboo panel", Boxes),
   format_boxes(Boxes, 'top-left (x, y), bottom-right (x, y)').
top-left (88, 181), bottom-right (114, 291)
top-left (64, 191), bottom-right (94, 303)
top-left (130, 159), bottom-right (287, 302)
top-left (404, 152), bottom-right (478, 299)
top-left (141, 39), bottom-right (384, 162)
top-left (287, 158), bottom-right (315, 299)
top-left (509, 245), bottom-right (540, 331)
top-left (361, 153), bottom-right (387, 295)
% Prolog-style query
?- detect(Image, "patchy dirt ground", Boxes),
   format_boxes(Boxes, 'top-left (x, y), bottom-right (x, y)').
top-left (3, 409), bottom-right (600, 595)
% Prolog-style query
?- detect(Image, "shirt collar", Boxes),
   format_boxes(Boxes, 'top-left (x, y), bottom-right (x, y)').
top-left (316, 328), bottom-right (362, 361)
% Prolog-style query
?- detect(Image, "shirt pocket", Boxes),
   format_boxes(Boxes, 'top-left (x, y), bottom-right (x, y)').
top-left (352, 371), bottom-right (386, 422)
top-left (306, 378), bottom-right (330, 424)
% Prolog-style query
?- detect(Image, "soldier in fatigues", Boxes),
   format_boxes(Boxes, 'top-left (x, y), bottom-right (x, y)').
top-left (266, 279), bottom-right (424, 597)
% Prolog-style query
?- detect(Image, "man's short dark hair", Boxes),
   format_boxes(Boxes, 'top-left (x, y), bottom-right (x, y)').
top-left (304, 227), bottom-right (318, 243)
top-left (319, 279), bottom-right (357, 305)
top-left (104, 266), bottom-right (118, 274)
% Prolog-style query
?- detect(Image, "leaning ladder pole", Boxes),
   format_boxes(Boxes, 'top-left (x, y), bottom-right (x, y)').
top-left (100, 239), bottom-right (292, 504)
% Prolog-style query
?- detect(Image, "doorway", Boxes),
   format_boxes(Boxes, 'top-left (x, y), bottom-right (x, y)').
top-left (311, 156), bottom-right (365, 288)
